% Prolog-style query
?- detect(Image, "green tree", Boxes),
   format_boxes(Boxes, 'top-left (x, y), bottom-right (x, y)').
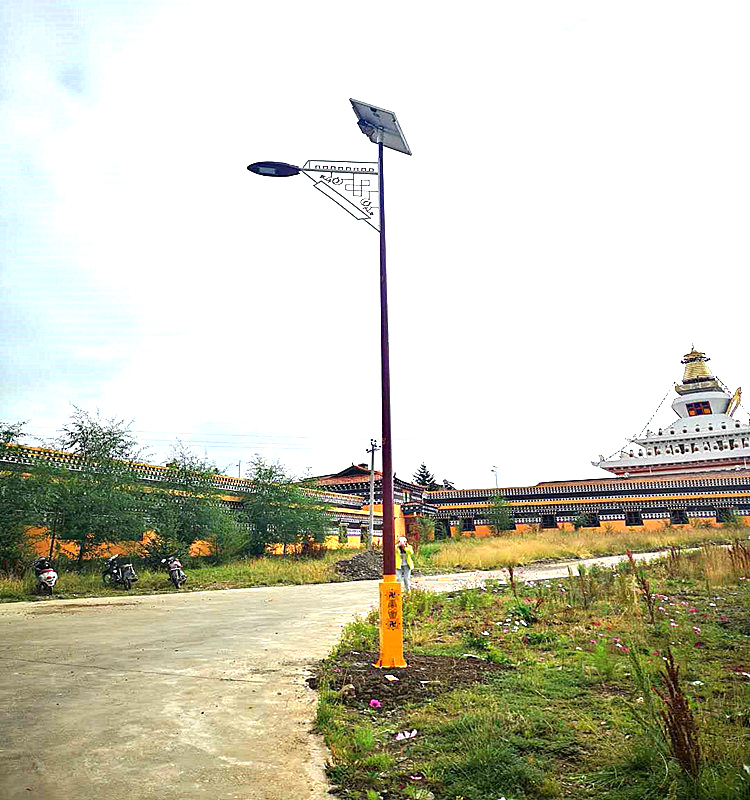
top-left (412, 463), bottom-right (439, 490)
top-left (42, 408), bottom-right (148, 564)
top-left (237, 456), bottom-right (330, 556)
top-left (146, 443), bottom-right (228, 554)
top-left (54, 406), bottom-right (143, 461)
top-left (487, 493), bottom-right (515, 535)
top-left (0, 465), bottom-right (45, 573)
top-left (1, 420), bottom-right (28, 446)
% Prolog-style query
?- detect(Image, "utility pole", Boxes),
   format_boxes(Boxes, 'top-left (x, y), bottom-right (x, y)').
top-left (366, 439), bottom-right (380, 548)
top-left (237, 460), bottom-right (242, 478)
top-left (492, 466), bottom-right (498, 489)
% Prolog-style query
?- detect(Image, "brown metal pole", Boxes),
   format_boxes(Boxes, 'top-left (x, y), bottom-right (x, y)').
top-left (375, 138), bottom-right (406, 668)
top-left (379, 139), bottom-right (395, 578)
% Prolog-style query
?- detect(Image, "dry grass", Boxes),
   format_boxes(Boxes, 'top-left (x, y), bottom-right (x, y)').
top-left (426, 524), bottom-right (746, 570)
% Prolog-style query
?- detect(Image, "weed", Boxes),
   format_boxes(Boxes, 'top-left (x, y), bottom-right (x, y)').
top-left (628, 550), bottom-right (656, 624)
top-left (591, 640), bottom-right (616, 682)
top-left (507, 564), bottom-right (518, 597)
top-left (655, 649), bottom-right (701, 778)
top-left (728, 538), bottom-right (750, 578)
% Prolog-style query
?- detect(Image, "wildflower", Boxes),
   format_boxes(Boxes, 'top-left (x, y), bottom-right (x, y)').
top-left (719, 615), bottom-right (730, 623)
top-left (692, 626), bottom-right (701, 634)
top-left (613, 637), bottom-right (621, 644)
top-left (694, 641), bottom-right (705, 648)
top-left (658, 606), bottom-right (666, 612)
top-left (690, 680), bottom-right (704, 686)
top-left (369, 699), bottom-right (382, 709)
top-left (621, 646), bottom-right (630, 653)
top-left (709, 602), bottom-right (717, 607)
top-left (481, 631), bottom-right (490, 636)
top-left (635, 696), bottom-right (644, 703)
top-left (575, 647), bottom-right (582, 651)
top-left (669, 621), bottom-right (678, 628)
top-left (592, 621), bottom-right (601, 627)
top-left (590, 640), bottom-right (597, 644)
top-left (688, 608), bottom-right (698, 613)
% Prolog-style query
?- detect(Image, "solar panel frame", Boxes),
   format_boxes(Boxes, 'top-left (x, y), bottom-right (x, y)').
top-left (349, 99), bottom-right (412, 156)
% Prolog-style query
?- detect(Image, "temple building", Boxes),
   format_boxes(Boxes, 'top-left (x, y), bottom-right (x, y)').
top-left (410, 349), bottom-right (750, 534)
top-left (593, 349), bottom-right (748, 475)
top-left (5, 348), bottom-right (750, 549)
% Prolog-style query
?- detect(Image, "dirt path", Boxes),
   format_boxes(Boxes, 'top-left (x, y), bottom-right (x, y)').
top-left (0, 549), bottom-right (665, 800)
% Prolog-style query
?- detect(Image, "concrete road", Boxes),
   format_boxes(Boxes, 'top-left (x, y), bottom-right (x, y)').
top-left (0, 582), bottom-right (379, 800)
top-left (0, 549), bottom-right (664, 800)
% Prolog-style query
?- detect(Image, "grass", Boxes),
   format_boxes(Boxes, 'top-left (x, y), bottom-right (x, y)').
top-left (418, 523), bottom-right (747, 571)
top-left (316, 542), bottom-right (750, 799)
top-left (0, 548), bottom-right (359, 601)
top-left (3, 522), bottom-right (747, 602)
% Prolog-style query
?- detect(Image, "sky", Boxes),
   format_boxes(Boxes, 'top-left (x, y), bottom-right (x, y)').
top-left (2, 1), bottom-right (750, 490)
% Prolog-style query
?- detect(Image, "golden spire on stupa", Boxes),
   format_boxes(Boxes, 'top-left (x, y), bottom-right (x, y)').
top-left (680, 347), bottom-right (714, 384)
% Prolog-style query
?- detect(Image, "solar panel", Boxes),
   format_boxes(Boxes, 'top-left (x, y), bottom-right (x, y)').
top-left (349, 99), bottom-right (412, 156)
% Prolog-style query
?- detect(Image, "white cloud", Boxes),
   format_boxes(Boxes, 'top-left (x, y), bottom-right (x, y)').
top-left (2, 1), bottom-right (750, 486)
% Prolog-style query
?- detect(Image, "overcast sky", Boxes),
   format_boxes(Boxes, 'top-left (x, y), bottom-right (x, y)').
top-left (2, 1), bottom-right (750, 489)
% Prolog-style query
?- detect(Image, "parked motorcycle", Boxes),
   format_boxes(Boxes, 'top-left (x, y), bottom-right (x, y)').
top-left (160, 553), bottom-right (187, 589)
top-left (33, 557), bottom-right (58, 595)
top-left (102, 554), bottom-right (138, 590)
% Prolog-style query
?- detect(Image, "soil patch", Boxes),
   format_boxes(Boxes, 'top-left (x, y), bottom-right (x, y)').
top-left (333, 549), bottom-right (383, 581)
top-left (312, 650), bottom-right (508, 709)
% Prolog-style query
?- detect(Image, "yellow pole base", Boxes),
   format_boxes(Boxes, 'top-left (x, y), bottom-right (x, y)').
top-left (374, 574), bottom-right (407, 668)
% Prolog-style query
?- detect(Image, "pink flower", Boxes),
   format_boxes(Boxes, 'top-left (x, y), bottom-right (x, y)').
top-left (369, 699), bottom-right (382, 708)
top-left (621, 646), bottom-right (630, 653)
top-left (651, 649), bottom-right (661, 656)
top-left (692, 626), bottom-right (701, 634)
top-left (688, 608), bottom-right (698, 613)
top-left (694, 641), bottom-right (705, 648)
top-left (669, 622), bottom-right (678, 628)
top-left (613, 637), bottom-right (621, 644)
top-left (592, 621), bottom-right (601, 627)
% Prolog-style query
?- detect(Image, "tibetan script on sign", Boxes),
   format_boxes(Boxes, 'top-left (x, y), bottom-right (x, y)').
top-left (302, 160), bottom-right (379, 231)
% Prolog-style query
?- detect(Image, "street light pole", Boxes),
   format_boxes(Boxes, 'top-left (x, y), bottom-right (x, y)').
top-left (246, 99), bottom-right (411, 669)
top-left (366, 438), bottom-right (379, 548)
top-left (374, 137), bottom-right (406, 668)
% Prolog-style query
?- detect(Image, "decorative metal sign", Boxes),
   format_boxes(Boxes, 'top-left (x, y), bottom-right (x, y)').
top-left (302, 160), bottom-right (379, 231)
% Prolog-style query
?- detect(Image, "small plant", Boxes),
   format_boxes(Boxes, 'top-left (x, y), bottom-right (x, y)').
top-left (627, 550), bottom-right (656, 624)
top-left (506, 602), bottom-right (537, 624)
top-left (591, 640), bottom-right (616, 682)
top-left (728, 538), bottom-right (750, 578)
top-left (666, 543), bottom-right (682, 577)
top-left (463, 631), bottom-right (490, 652)
top-left (654, 649), bottom-right (701, 778)
top-left (577, 563), bottom-right (591, 608)
top-left (506, 564), bottom-right (518, 598)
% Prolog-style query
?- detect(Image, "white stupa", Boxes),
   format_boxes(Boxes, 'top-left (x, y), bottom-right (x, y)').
top-left (594, 348), bottom-right (749, 476)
